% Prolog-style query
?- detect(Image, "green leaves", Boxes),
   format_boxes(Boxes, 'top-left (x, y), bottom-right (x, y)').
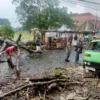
top-left (12, 0), bottom-right (74, 30)
top-left (0, 25), bottom-right (14, 39)
top-left (0, 18), bottom-right (11, 26)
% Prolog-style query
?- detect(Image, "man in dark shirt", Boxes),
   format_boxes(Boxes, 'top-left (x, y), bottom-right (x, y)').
top-left (36, 39), bottom-right (42, 52)
top-left (75, 41), bottom-right (83, 63)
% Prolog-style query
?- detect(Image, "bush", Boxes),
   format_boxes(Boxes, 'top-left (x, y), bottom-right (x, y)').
top-left (0, 25), bottom-right (14, 39)
top-left (26, 41), bottom-right (36, 49)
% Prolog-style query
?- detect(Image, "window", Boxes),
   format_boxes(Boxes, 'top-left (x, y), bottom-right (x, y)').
top-left (87, 42), bottom-right (100, 51)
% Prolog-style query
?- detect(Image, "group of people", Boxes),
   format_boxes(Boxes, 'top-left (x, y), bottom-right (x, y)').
top-left (65, 33), bottom-right (99, 63)
top-left (0, 34), bottom-right (99, 77)
top-left (65, 34), bottom-right (83, 63)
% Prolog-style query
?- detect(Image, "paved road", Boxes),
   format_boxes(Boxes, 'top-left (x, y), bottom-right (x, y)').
top-left (0, 49), bottom-right (83, 78)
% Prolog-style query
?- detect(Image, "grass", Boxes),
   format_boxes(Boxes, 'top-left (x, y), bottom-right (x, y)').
top-left (14, 32), bottom-right (33, 43)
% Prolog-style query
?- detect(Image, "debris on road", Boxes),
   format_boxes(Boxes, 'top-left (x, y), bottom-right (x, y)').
top-left (0, 67), bottom-right (100, 100)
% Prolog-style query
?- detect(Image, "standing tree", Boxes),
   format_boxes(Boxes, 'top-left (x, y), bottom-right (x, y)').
top-left (0, 25), bottom-right (14, 39)
top-left (0, 18), bottom-right (11, 26)
top-left (12, 0), bottom-right (74, 31)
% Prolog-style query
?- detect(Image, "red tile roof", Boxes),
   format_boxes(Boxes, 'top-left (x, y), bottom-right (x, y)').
top-left (71, 13), bottom-right (100, 26)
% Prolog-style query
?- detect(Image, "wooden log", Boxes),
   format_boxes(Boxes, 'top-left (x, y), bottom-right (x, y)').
top-left (29, 77), bottom-right (56, 82)
top-left (48, 83), bottom-right (58, 90)
top-left (7, 58), bottom-right (20, 77)
top-left (46, 95), bottom-right (56, 100)
top-left (15, 77), bottom-right (68, 89)
top-left (18, 44), bottom-right (42, 54)
top-left (7, 58), bottom-right (16, 69)
top-left (22, 76), bottom-right (69, 82)
top-left (16, 34), bottom-right (22, 44)
top-left (0, 38), bottom-right (42, 54)
top-left (0, 42), bottom-right (7, 51)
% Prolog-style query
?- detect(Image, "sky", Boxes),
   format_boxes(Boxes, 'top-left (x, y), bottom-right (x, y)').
top-left (0, 0), bottom-right (19, 28)
top-left (61, 0), bottom-right (100, 15)
top-left (0, 0), bottom-right (100, 28)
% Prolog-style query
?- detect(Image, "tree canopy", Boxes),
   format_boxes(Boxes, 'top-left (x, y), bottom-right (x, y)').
top-left (12, 0), bottom-right (74, 30)
top-left (0, 18), bottom-right (11, 26)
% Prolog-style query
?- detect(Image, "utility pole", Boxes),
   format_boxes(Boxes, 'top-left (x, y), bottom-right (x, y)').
top-left (94, 9), bottom-right (97, 31)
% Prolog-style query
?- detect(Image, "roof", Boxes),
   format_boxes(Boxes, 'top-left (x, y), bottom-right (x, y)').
top-left (76, 20), bottom-right (100, 31)
top-left (70, 13), bottom-right (79, 17)
top-left (70, 13), bottom-right (92, 17)
top-left (71, 13), bottom-right (100, 27)
top-left (58, 25), bottom-right (68, 31)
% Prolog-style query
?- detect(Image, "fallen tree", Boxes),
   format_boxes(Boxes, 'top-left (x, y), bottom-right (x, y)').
top-left (0, 37), bottom-right (42, 54)
top-left (0, 36), bottom-right (43, 78)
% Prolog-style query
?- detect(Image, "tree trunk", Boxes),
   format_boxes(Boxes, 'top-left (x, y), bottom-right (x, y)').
top-left (0, 38), bottom-right (42, 54)
top-left (16, 34), bottom-right (22, 44)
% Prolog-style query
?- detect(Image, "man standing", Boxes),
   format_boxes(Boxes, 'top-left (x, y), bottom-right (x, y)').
top-left (35, 37), bottom-right (43, 54)
top-left (36, 39), bottom-right (41, 51)
top-left (75, 41), bottom-right (83, 63)
top-left (65, 42), bottom-right (71, 62)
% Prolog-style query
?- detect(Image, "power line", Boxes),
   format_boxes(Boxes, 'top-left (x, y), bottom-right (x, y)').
top-left (63, 0), bottom-right (100, 11)
top-left (77, 0), bottom-right (100, 6)
top-left (74, 0), bottom-right (100, 8)
top-left (63, 0), bottom-right (99, 30)
top-left (63, 0), bottom-right (99, 31)
top-left (64, 0), bottom-right (100, 9)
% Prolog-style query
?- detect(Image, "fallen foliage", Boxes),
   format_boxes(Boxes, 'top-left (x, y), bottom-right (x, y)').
top-left (0, 67), bottom-right (100, 100)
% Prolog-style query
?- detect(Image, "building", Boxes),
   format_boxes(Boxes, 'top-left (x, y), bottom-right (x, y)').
top-left (78, 20), bottom-right (100, 31)
top-left (58, 25), bottom-right (72, 38)
top-left (70, 13), bottom-right (100, 31)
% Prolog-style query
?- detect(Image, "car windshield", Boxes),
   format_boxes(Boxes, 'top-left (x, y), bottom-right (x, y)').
top-left (87, 42), bottom-right (100, 51)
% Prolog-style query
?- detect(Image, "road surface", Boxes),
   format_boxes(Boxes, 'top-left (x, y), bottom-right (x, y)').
top-left (0, 49), bottom-right (83, 78)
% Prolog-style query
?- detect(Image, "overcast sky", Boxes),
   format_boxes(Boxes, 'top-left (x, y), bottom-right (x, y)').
top-left (0, 0), bottom-right (100, 28)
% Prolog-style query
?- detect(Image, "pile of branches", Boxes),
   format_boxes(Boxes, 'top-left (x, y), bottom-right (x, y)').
top-left (2, 67), bottom-right (99, 100)
top-left (0, 67), bottom-right (82, 100)
top-left (0, 76), bottom-right (77, 100)
top-left (0, 65), bottom-right (100, 100)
